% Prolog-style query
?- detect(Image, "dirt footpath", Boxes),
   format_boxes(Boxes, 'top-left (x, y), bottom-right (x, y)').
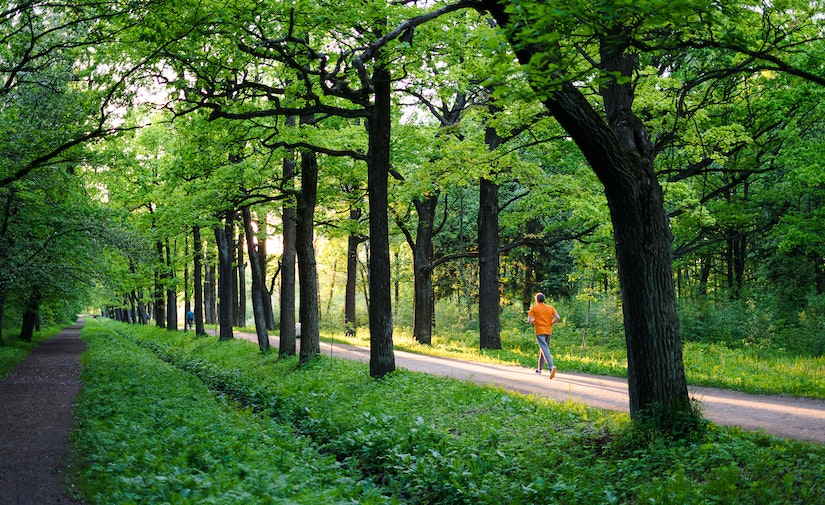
top-left (0, 322), bottom-right (86, 505)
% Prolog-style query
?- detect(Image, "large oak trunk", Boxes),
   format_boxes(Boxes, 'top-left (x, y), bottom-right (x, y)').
top-left (279, 140), bottom-right (298, 357)
top-left (165, 241), bottom-right (177, 331)
top-left (548, 85), bottom-right (691, 423)
top-left (193, 225), bottom-right (206, 335)
top-left (480, 1), bottom-right (692, 426)
top-left (235, 230), bottom-right (246, 327)
top-left (367, 66), bottom-right (395, 377)
top-left (478, 177), bottom-right (501, 349)
top-left (243, 207), bottom-right (270, 352)
top-left (215, 214), bottom-right (235, 341)
top-left (154, 241), bottom-right (166, 328)
top-left (412, 195), bottom-right (436, 345)
top-left (345, 212), bottom-right (360, 332)
top-left (297, 149), bottom-right (320, 362)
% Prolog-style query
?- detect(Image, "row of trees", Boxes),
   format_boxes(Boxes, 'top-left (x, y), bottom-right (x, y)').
top-left (2, 0), bottom-right (824, 430)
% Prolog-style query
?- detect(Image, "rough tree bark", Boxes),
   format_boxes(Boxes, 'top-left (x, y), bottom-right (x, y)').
top-left (367, 65), bottom-right (396, 377)
top-left (481, 1), bottom-right (692, 426)
top-left (256, 230), bottom-right (276, 330)
top-left (345, 208), bottom-right (362, 333)
top-left (409, 195), bottom-right (437, 345)
top-left (204, 260), bottom-right (216, 325)
top-left (19, 290), bottom-right (41, 342)
top-left (478, 177), bottom-right (501, 349)
top-left (165, 241), bottom-right (177, 331)
top-left (153, 241), bottom-right (167, 329)
top-left (279, 118), bottom-right (298, 357)
top-left (193, 225), bottom-right (206, 336)
top-left (296, 148), bottom-right (321, 363)
top-left (478, 111), bottom-right (505, 349)
top-left (242, 207), bottom-right (270, 352)
top-left (235, 228), bottom-right (246, 327)
top-left (214, 213), bottom-right (235, 341)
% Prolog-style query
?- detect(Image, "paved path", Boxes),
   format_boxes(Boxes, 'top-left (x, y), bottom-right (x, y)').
top-left (0, 322), bottom-right (86, 505)
top-left (235, 330), bottom-right (825, 443)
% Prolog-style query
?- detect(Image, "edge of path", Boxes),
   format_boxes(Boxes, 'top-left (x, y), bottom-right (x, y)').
top-left (228, 329), bottom-right (825, 444)
top-left (0, 319), bottom-right (87, 505)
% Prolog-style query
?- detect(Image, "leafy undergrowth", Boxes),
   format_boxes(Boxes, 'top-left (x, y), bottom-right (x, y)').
top-left (73, 322), bottom-right (389, 504)
top-left (75, 319), bottom-right (825, 504)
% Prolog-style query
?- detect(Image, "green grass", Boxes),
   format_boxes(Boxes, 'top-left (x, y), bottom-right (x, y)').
top-left (72, 321), bottom-right (390, 504)
top-left (72, 319), bottom-right (825, 505)
top-left (322, 323), bottom-right (825, 399)
top-left (0, 326), bottom-right (63, 378)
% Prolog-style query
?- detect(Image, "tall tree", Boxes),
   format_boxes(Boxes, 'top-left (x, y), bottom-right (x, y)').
top-left (242, 207), bottom-right (270, 351)
top-left (280, 147), bottom-right (299, 356)
top-left (367, 65), bottom-right (396, 376)
top-left (476, 0), bottom-right (825, 427)
top-left (215, 213), bottom-right (236, 341)
top-left (478, 173), bottom-right (501, 349)
top-left (296, 149), bottom-right (322, 362)
top-left (192, 225), bottom-right (206, 335)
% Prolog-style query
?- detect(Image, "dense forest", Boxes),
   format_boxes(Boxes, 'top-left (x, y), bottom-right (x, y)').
top-left (2, 0), bottom-right (824, 428)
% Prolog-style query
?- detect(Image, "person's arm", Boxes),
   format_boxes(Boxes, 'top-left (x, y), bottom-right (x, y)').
top-left (553, 312), bottom-right (561, 324)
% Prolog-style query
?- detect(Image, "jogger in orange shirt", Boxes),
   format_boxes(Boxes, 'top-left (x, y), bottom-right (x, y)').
top-left (528, 292), bottom-right (561, 379)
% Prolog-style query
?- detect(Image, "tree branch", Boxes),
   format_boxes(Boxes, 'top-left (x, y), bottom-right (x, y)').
top-left (352, 0), bottom-right (482, 88)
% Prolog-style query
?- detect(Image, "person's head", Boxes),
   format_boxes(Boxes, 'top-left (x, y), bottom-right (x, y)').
top-left (536, 292), bottom-right (546, 303)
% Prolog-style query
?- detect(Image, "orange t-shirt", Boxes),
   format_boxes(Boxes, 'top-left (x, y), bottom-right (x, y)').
top-left (528, 303), bottom-right (558, 335)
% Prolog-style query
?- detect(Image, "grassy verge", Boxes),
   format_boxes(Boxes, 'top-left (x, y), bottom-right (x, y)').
top-left (0, 326), bottom-right (63, 378)
top-left (74, 319), bottom-right (825, 504)
top-left (322, 325), bottom-right (825, 399)
top-left (72, 321), bottom-right (390, 504)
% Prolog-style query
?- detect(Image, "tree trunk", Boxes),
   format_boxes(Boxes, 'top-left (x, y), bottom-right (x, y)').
top-left (727, 232), bottom-right (747, 298)
top-left (257, 229), bottom-right (276, 330)
top-left (193, 225), bottom-right (206, 335)
top-left (482, 3), bottom-right (692, 427)
top-left (235, 227), bottom-right (246, 327)
top-left (345, 208), bottom-right (361, 333)
top-left (478, 177), bottom-right (502, 349)
top-left (279, 123), bottom-right (298, 357)
top-left (154, 241), bottom-right (166, 329)
top-left (20, 290), bottom-right (41, 342)
top-left (128, 292), bottom-right (138, 323)
top-left (360, 244), bottom-right (370, 317)
top-left (165, 240), bottom-right (178, 331)
top-left (297, 148), bottom-right (321, 363)
top-left (205, 260), bottom-right (217, 324)
top-left (20, 310), bottom-right (37, 342)
top-left (367, 65), bottom-right (396, 377)
top-left (242, 207), bottom-right (270, 352)
top-left (410, 195), bottom-right (437, 345)
top-left (479, 112), bottom-right (504, 349)
top-left (136, 293), bottom-right (148, 325)
top-left (184, 236), bottom-right (191, 328)
top-left (215, 213), bottom-right (235, 341)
